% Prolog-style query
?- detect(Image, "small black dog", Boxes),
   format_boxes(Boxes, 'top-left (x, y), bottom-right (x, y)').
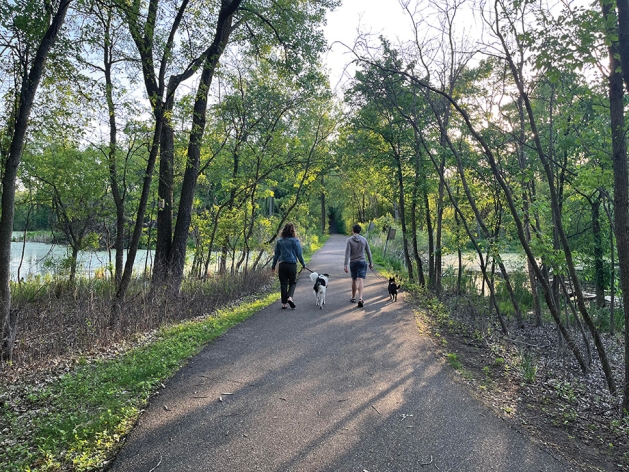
top-left (388, 277), bottom-right (401, 302)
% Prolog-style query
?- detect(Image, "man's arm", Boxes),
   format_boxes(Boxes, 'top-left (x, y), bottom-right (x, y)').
top-left (344, 239), bottom-right (350, 272)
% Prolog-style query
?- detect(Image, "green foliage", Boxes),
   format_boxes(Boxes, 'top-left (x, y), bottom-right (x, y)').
top-left (552, 381), bottom-right (578, 404)
top-left (21, 145), bottom-right (111, 262)
top-left (12, 194), bottom-right (52, 232)
top-left (519, 348), bottom-right (538, 384)
top-left (496, 269), bottom-right (534, 316)
top-left (446, 353), bottom-right (462, 370)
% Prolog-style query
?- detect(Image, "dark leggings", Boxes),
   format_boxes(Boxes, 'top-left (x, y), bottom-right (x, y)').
top-left (278, 262), bottom-right (297, 304)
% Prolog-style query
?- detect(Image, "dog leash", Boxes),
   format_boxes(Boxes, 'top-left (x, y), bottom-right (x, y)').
top-left (304, 265), bottom-right (380, 278)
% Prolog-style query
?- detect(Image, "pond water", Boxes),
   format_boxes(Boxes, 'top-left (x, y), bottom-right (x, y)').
top-left (9, 239), bottom-right (152, 281)
top-left (441, 252), bottom-right (527, 272)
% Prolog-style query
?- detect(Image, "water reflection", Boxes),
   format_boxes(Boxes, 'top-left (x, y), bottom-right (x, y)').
top-left (9, 241), bottom-right (152, 281)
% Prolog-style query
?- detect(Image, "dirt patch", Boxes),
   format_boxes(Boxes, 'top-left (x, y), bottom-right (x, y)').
top-left (410, 291), bottom-right (629, 472)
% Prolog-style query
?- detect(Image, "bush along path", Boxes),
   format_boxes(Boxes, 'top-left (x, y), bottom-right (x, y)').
top-left (409, 288), bottom-right (629, 471)
top-left (109, 235), bottom-right (572, 472)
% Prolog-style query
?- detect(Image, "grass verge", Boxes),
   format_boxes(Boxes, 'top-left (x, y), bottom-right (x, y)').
top-left (0, 292), bottom-right (278, 471)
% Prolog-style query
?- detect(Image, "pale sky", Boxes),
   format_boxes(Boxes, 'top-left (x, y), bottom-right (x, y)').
top-left (323, 0), bottom-right (414, 92)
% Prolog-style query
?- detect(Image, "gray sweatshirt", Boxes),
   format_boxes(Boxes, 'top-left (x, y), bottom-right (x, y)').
top-left (344, 234), bottom-right (373, 267)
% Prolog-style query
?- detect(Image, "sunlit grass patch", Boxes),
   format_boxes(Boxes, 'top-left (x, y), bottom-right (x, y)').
top-left (0, 292), bottom-right (277, 471)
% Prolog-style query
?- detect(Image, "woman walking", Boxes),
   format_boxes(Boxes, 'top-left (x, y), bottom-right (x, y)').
top-left (272, 223), bottom-right (306, 309)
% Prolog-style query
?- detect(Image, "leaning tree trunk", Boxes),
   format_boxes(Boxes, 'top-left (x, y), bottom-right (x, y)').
top-left (516, 96), bottom-right (541, 326)
top-left (424, 95), bottom-right (523, 324)
top-left (411, 144), bottom-right (426, 286)
top-left (114, 106), bottom-right (164, 304)
top-left (396, 69), bottom-right (589, 374)
top-left (491, 5), bottom-right (615, 393)
top-left (365, 53), bottom-right (591, 371)
top-left (393, 152), bottom-right (415, 282)
top-left (102, 13), bottom-right (125, 286)
top-left (418, 133), bottom-right (508, 334)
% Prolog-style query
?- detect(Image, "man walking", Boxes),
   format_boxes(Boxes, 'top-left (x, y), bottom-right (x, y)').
top-left (344, 224), bottom-right (373, 308)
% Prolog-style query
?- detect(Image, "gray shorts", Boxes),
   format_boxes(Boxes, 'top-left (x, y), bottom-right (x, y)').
top-left (350, 260), bottom-right (368, 279)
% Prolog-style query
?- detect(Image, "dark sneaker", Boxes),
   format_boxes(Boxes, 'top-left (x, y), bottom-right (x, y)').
top-left (357, 300), bottom-right (364, 308)
top-left (350, 298), bottom-right (356, 303)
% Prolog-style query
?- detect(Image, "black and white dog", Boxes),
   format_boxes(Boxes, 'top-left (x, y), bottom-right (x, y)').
top-left (388, 277), bottom-right (401, 302)
top-left (309, 272), bottom-right (330, 309)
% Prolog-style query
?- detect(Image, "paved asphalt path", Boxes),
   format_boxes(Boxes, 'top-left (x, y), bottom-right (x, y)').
top-left (109, 235), bottom-right (574, 472)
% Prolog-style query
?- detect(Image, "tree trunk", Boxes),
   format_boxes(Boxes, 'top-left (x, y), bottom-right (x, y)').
top-left (454, 189), bottom-right (462, 295)
top-left (115, 107), bottom-right (164, 303)
top-left (397, 70), bottom-right (589, 373)
top-left (592, 195), bottom-right (605, 309)
top-left (69, 246), bottom-right (80, 284)
top-left (1, 0), bottom-right (72, 361)
top-left (434, 153), bottom-right (445, 295)
top-left (170, 8), bottom-right (236, 287)
top-left (516, 96), bottom-right (541, 327)
top-left (492, 6), bottom-right (614, 392)
top-left (616, 0), bottom-right (629, 93)
top-left (602, 0), bottom-right (629, 409)
top-left (604, 198), bottom-right (616, 335)
top-left (152, 98), bottom-right (175, 285)
top-left (493, 205), bottom-right (524, 328)
top-left (424, 191), bottom-right (435, 288)
top-left (417, 135), bottom-right (508, 333)
top-left (394, 153), bottom-right (414, 281)
top-left (101, 9), bottom-right (125, 286)
top-left (114, 0), bottom-right (180, 303)
top-left (411, 146), bottom-right (426, 286)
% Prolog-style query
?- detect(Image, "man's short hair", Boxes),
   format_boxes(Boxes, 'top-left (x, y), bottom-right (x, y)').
top-left (353, 224), bottom-right (361, 234)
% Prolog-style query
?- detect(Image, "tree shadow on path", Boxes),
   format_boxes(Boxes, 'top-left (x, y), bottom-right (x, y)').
top-left (109, 235), bottom-right (574, 472)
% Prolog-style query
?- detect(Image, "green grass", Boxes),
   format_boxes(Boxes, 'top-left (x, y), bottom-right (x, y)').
top-left (0, 292), bottom-right (278, 471)
top-left (520, 349), bottom-right (538, 383)
top-left (446, 352), bottom-right (462, 369)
